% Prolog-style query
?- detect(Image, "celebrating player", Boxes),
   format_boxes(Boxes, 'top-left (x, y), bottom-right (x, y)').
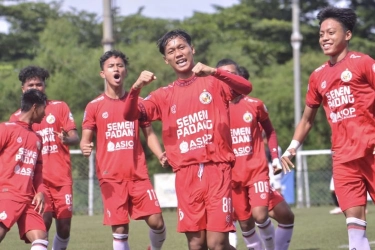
top-left (281, 6), bottom-right (375, 249)
top-left (80, 50), bottom-right (166, 250)
top-left (0, 89), bottom-right (48, 250)
top-left (123, 29), bottom-right (252, 250)
top-left (10, 66), bottom-right (79, 250)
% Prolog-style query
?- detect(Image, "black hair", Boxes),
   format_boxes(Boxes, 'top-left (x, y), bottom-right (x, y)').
top-left (238, 66), bottom-right (250, 80)
top-left (317, 6), bottom-right (357, 32)
top-left (19, 66), bottom-right (49, 86)
top-left (215, 59), bottom-right (241, 75)
top-left (99, 50), bottom-right (129, 70)
top-left (157, 29), bottom-right (192, 55)
top-left (21, 89), bottom-right (47, 112)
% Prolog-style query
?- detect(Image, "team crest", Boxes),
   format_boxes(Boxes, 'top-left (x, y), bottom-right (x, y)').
top-left (46, 114), bottom-right (55, 124)
top-left (199, 90), bottom-right (212, 104)
top-left (321, 81), bottom-right (326, 89)
top-left (0, 211), bottom-right (7, 220)
top-left (179, 141), bottom-right (189, 153)
top-left (102, 112), bottom-right (108, 119)
top-left (340, 69), bottom-right (352, 82)
top-left (171, 105), bottom-right (176, 114)
top-left (243, 112), bottom-right (253, 123)
top-left (17, 137), bottom-right (22, 143)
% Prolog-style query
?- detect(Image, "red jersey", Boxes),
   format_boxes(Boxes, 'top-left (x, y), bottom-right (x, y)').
top-left (132, 70), bottom-right (249, 171)
top-left (0, 121), bottom-right (44, 203)
top-left (229, 96), bottom-right (270, 184)
top-left (306, 51), bottom-right (375, 163)
top-left (82, 94), bottom-right (150, 184)
top-left (10, 100), bottom-right (77, 186)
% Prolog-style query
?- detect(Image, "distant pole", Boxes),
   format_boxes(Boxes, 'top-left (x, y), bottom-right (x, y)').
top-left (102, 0), bottom-right (114, 90)
top-left (290, 0), bottom-right (304, 208)
top-left (102, 0), bottom-right (114, 52)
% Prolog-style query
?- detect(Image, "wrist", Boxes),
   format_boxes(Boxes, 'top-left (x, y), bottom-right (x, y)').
top-left (211, 68), bottom-right (217, 76)
top-left (287, 139), bottom-right (301, 150)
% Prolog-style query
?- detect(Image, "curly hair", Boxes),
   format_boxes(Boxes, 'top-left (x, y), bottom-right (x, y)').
top-left (317, 6), bottom-right (357, 32)
top-left (19, 66), bottom-right (49, 85)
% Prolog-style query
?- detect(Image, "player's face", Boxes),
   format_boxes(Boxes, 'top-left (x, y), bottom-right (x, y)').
top-left (217, 64), bottom-right (238, 75)
top-left (163, 37), bottom-right (195, 78)
top-left (22, 77), bottom-right (45, 93)
top-left (319, 18), bottom-right (351, 58)
top-left (33, 103), bottom-right (46, 124)
top-left (100, 56), bottom-right (127, 87)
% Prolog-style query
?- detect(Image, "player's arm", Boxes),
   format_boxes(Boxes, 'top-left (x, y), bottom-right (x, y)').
top-left (54, 128), bottom-right (79, 146)
top-left (260, 118), bottom-right (283, 175)
top-left (192, 62), bottom-right (252, 95)
top-left (32, 151), bottom-right (45, 214)
top-left (124, 71), bottom-right (157, 121)
top-left (141, 125), bottom-right (168, 168)
top-left (80, 129), bottom-right (94, 157)
top-left (281, 105), bottom-right (319, 173)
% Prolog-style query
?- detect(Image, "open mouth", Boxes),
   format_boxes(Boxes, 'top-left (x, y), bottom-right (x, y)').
top-left (114, 73), bottom-right (120, 80)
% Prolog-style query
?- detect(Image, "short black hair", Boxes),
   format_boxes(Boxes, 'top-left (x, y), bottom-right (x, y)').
top-left (215, 59), bottom-right (241, 75)
top-left (21, 89), bottom-right (47, 112)
top-left (19, 66), bottom-right (49, 86)
top-left (157, 29), bottom-right (192, 55)
top-left (99, 50), bottom-right (129, 70)
top-left (238, 66), bottom-right (250, 80)
top-left (317, 6), bottom-right (357, 32)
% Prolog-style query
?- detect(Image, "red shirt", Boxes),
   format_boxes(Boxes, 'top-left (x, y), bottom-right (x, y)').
top-left (82, 94), bottom-right (150, 184)
top-left (130, 70), bottom-right (250, 171)
top-left (306, 51), bottom-right (375, 163)
top-left (0, 121), bottom-right (44, 203)
top-left (10, 100), bottom-right (77, 186)
top-left (229, 96), bottom-right (273, 184)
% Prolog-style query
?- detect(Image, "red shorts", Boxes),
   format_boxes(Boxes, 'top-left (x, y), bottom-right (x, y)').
top-left (44, 185), bottom-right (73, 219)
top-left (175, 162), bottom-right (235, 233)
top-left (232, 183), bottom-right (284, 221)
top-left (100, 179), bottom-right (162, 226)
top-left (333, 153), bottom-right (375, 211)
top-left (0, 200), bottom-right (46, 243)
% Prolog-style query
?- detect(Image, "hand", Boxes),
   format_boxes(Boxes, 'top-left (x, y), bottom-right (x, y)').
top-left (81, 142), bottom-right (94, 157)
top-left (53, 127), bottom-right (68, 144)
top-left (133, 71), bottom-right (156, 89)
top-left (158, 152), bottom-right (170, 168)
top-left (280, 148), bottom-right (296, 174)
top-left (32, 192), bottom-right (44, 214)
top-left (272, 158), bottom-right (283, 175)
top-left (192, 62), bottom-right (216, 77)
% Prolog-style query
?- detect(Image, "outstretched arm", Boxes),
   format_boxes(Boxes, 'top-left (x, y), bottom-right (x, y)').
top-left (281, 105), bottom-right (319, 173)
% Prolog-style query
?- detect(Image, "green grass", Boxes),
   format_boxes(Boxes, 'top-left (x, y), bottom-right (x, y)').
top-left (2, 205), bottom-right (375, 249)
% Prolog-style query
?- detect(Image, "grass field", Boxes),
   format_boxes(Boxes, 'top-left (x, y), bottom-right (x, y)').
top-left (2, 205), bottom-right (375, 250)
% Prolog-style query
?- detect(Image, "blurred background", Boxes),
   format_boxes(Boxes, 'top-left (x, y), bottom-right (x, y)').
top-left (0, 0), bottom-right (374, 214)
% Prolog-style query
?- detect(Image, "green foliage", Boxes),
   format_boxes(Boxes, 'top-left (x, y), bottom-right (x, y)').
top-left (1, 0), bottom-right (374, 174)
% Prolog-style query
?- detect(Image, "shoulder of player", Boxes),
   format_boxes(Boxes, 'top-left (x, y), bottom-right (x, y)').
top-left (88, 94), bottom-right (105, 105)
top-left (242, 95), bottom-right (263, 105)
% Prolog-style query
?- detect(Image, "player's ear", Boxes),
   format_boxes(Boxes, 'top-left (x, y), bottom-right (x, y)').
top-left (100, 71), bottom-right (105, 79)
top-left (345, 30), bottom-right (352, 42)
top-left (163, 56), bottom-right (169, 65)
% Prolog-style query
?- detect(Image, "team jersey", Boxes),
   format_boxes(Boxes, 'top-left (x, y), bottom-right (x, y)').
top-left (0, 121), bottom-right (44, 203)
top-left (306, 51), bottom-right (375, 163)
top-left (229, 96), bottom-right (270, 184)
top-left (132, 69), bottom-right (250, 170)
top-left (10, 100), bottom-right (77, 186)
top-left (82, 93), bottom-right (150, 183)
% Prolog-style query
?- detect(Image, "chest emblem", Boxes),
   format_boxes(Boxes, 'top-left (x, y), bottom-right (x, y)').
top-left (46, 114), bottom-right (55, 124)
top-left (102, 112), bottom-right (108, 119)
top-left (340, 69), bottom-right (352, 82)
top-left (199, 90), bottom-right (212, 105)
top-left (243, 112), bottom-right (253, 123)
top-left (321, 81), bottom-right (326, 89)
